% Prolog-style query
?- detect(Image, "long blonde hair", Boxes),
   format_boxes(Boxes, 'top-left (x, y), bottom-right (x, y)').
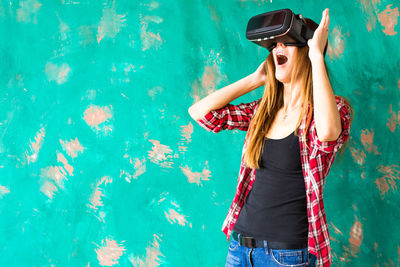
top-left (243, 18), bottom-right (354, 169)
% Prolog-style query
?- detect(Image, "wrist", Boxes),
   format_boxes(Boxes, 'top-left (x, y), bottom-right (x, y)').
top-left (309, 53), bottom-right (325, 65)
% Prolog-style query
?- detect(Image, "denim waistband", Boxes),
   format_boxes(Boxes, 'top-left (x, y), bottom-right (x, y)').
top-left (231, 231), bottom-right (307, 249)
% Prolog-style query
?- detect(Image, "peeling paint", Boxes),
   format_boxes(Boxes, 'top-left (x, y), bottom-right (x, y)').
top-left (148, 140), bottom-right (174, 168)
top-left (327, 26), bottom-right (348, 60)
top-left (375, 164), bottom-right (400, 197)
top-left (97, 6), bottom-right (126, 43)
top-left (180, 164), bottom-right (211, 186)
top-left (377, 4), bottom-right (399, 35)
top-left (95, 238), bottom-right (126, 266)
top-left (59, 137), bottom-right (84, 158)
top-left (360, 129), bottom-right (380, 155)
top-left (25, 127), bottom-right (45, 164)
top-left (0, 185), bottom-right (10, 198)
top-left (349, 217), bottom-right (363, 256)
top-left (129, 234), bottom-right (165, 267)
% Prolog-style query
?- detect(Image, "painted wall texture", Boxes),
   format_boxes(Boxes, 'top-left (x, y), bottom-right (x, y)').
top-left (0, 0), bottom-right (399, 266)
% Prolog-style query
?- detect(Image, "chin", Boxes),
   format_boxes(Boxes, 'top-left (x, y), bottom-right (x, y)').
top-left (275, 74), bottom-right (290, 84)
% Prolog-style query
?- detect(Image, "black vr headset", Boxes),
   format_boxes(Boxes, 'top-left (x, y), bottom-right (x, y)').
top-left (246, 8), bottom-right (315, 52)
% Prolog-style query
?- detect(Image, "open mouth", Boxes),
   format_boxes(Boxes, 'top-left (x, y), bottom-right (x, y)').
top-left (277, 54), bottom-right (288, 65)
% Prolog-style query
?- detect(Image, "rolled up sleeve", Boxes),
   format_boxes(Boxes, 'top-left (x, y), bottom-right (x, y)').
top-left (196, 98), bottom-right (261, 133)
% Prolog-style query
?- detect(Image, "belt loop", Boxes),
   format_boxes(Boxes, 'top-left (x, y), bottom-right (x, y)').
top-left (264, 240), bottom-right (269, 254)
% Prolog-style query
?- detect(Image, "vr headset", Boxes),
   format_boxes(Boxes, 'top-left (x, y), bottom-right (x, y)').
top-left (246, 8), bottom-right (315, 52)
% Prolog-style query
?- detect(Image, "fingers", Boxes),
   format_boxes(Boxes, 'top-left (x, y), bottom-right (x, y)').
top-left (317, 8), bottom-right (329, 33)
top-left (324, 8), bottom-right (329, 29)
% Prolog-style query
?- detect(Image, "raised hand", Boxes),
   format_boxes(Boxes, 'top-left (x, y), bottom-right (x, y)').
top-left (307, 8), bottom-right (330, 60)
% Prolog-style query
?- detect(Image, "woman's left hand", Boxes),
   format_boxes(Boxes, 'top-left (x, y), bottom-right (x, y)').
top-left (307, 8), bottom-right (330, 60)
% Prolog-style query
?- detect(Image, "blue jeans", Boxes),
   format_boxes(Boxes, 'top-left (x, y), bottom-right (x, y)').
top-left (225, 237), bottom-right (317, 267)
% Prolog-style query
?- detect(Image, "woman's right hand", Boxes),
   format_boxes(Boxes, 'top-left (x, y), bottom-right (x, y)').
top-left (252, 60), bottom-right (267, 87)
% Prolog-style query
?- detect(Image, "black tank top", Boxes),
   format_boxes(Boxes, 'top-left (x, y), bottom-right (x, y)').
top-left (232, 130), bottom-right (308, 243)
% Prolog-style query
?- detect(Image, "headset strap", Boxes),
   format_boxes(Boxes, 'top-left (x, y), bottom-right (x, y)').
top-left (296, 14), bottom-right (314, 40)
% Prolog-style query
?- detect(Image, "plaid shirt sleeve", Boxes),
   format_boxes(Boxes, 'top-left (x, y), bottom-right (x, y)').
top-left (195, 98), bottom-right (261, 133)
top-left (310, 96), bottom-right (352, 154)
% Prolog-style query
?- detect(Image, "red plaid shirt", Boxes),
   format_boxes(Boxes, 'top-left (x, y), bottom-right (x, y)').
top-left (195, 95), bottom-right (351, 267)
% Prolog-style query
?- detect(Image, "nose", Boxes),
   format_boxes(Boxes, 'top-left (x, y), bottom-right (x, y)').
top-left (271, 42), bottom-right (286, 52)
top-left (276, 42), bottom-right (286, 48)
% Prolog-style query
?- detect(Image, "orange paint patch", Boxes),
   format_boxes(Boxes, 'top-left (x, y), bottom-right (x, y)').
top-left (39, 148), bottom-right (81, 199)
top-left (201, 64), bottom-right (227, 93)
top-left (201, 65), bottom-right (219, 92)
top-left (375, 177), bottom-right (390, 196)
top-left (95, 238), bottom-right (126, 266)
top-left (180, 122), bottom-right (193, 143)
top-left (375, 164), bottom-right (400, 197)
top-left (349, 146), bottom-right (366, 166)
top-left (398, 78), bottom-right (400, 91)
top-left (83, 105), bottom-right (113, 135)
top-left (360, 129), bottom-right (380, 155)
top-left (377, 4), bottom-right (399, 36)
top-left (25, 127), bottom-right (45, 164)
top-left (140, 15), bottom-right (163, 51)
top-left (180, 165), bottom-right (211, 186)
top-left (44, 62), bottom-right (71, 84)
top-left (330, 222), bottom-right (343, 235)
top-left (84, 105), bottom-right (113, 127)
top-left (0, 185), bottom-right (10, 198)
top-left (164, 208), bottom-right (191, 227)
top-left (178, 122), bottom-right (193, 153)
top-left (57, 152), bottom-right (73, 176)
top-left (40, 180), bottom-right (58, 199)
top-left (88, 176), bottom-right (113, 212)
top-left (189, 51), bottom-right (226, 103)
top-left (358, 0), bottom-right (381, 32)
top-left (120, 156), bottom-right (146, 183)
top-left (349, 218), bottom-right (363, 256)
top-left (129, 234), bottom-right (165, 266)
top-left (59, 137), bottom-right (84, 158)
top-left (41, 165), bottom-right (68, 189)
top-left (96, 7), bottom-right (126, 43)
top-left (87, 176), bottom-right (112, 223)
top-left (148, 140), bottom-right (174, 168)
top-left (327, 26), bottom-right (348, 60)
top-left (387, 104), bottom-right (400, 132)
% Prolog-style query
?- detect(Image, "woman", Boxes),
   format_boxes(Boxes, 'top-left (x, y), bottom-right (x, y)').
top-left (188, 8), bottom-right (353, 267)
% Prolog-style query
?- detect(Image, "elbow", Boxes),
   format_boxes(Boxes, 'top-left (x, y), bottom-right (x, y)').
top-left (319, 126), bottom-right (342, 142)
top-left (188, 106), bottom-right (201, 121)
top-left (188, 106), bottom-right (193, 118)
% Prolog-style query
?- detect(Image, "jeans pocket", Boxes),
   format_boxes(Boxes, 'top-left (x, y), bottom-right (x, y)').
top-left (270, 248), bottom-right (307, 267)
top-left (228, 238), bottom-right (240, 251)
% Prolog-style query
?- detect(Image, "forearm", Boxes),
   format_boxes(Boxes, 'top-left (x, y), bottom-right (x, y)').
top-left (311, 55), bottom-right (342, 141)
top-left (188, 73), bottom-right (261, 121)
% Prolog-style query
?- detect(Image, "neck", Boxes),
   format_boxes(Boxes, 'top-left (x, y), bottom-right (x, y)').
top-left (282, 80), bottom-right (302, 111)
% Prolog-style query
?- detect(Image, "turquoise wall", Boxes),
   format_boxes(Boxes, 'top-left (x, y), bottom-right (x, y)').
top-left (1, 0), bottom-right (399, 266)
